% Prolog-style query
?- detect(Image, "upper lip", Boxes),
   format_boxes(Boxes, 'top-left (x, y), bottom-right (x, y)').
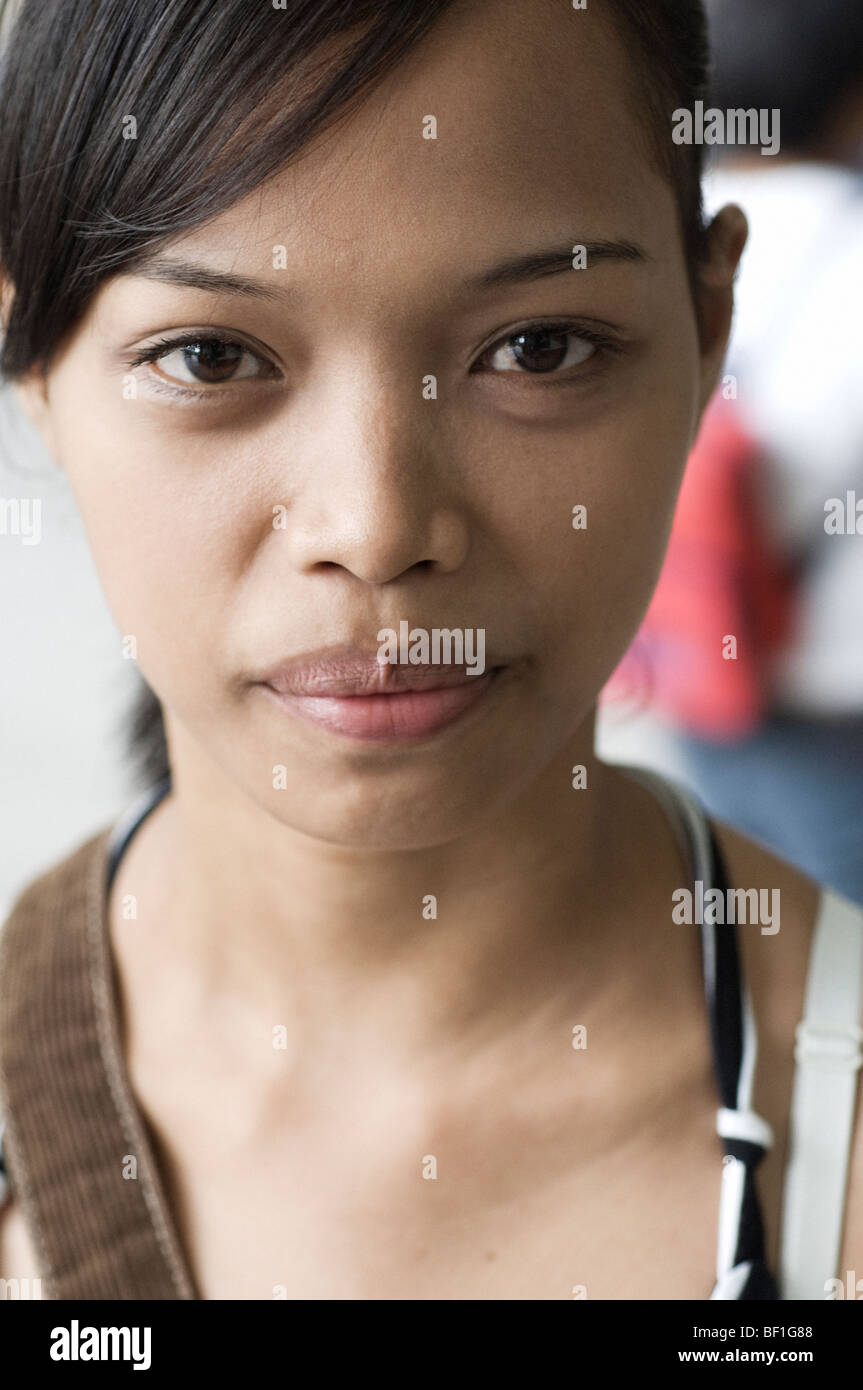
top-left (260, 646), bottom-right (498, 697)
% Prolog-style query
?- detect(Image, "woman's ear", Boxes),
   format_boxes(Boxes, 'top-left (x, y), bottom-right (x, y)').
top-left (693, 203), bottom-right (749, 418)
top-left (0, 267), bottom-right (56, 455)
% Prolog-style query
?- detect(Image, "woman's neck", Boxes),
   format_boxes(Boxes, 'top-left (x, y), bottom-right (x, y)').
top-left (108, 714), bottom-right (682, 1071)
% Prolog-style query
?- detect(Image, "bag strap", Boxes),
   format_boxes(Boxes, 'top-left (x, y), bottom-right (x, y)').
top-left (779, 889), bottom-right (863, 1299)
top-left (0, 830), bottom-right (197, 1299)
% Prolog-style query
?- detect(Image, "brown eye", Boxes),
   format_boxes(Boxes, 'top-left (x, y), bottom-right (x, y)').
top-left (145, 337), bottom-right (272, 387)
top-left (484, 327), bottom-right (596, 375)
top-left (177, 339), bottom-right (245, 383)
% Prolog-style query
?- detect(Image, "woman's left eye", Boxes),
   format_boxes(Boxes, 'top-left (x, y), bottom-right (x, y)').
top-left (478, 325), bottom-right (600, 376)
top-left (132, 336), bottom-right (275, 387)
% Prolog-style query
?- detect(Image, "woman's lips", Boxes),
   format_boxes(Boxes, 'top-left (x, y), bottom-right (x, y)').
top-left (265, 671), bottom-right (499, 741)
top-left (257, 650), bottom-right (503, 742)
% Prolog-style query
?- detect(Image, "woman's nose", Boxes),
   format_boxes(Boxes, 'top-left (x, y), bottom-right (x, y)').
top-left (275, 385), bottom-right (472, 586)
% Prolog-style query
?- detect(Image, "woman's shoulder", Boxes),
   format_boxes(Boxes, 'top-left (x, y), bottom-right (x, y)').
top-left (707, 814), bottom-right (844, 1083)
top-left (1, 826), bottom-right (112, 943)
top-left (710, 815), bottom-right (825, 941)
top-left (0, 825), bottom-right (112, 1123)
top-left (711, 816), bottom-right (863, 1289)
top-left (709, 812), bottom-right (860, 1074)
top-left (0, 827), bottom-right (114, 1294)
top-left (708, 813), bottom-right (862, 1015)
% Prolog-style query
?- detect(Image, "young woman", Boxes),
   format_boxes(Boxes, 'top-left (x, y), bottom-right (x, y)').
top-left (0, 0), bottom-right (860, 1301)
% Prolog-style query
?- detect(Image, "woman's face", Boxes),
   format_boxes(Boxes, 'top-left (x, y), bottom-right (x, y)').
top-left (19, 0), bottom-right (743, 849)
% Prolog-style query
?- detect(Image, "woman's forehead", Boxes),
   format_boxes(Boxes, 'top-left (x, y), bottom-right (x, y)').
top-left (120, 3), bottom-right (666, 288)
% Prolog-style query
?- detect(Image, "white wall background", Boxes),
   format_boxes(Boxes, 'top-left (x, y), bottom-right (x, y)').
top-left (0, 386), bottom-right (137, 919)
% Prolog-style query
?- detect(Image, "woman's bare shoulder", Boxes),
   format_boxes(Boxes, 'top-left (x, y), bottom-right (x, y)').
top-left (706, 816), bottom-right (823, 1056)
top-left (710, 816), bottom-right (823, 936)
top-left (708, 814), bottom-right (842, 1064)
top-left (711, 816), bottom-right (863, 1279)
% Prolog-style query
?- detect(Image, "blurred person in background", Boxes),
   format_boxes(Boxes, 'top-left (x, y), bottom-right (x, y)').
top-left (606, 0), bottom-right (863, 904)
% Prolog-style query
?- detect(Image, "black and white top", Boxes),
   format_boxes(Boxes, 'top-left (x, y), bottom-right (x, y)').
top-left (623, 764), bottom-right (863, 1300)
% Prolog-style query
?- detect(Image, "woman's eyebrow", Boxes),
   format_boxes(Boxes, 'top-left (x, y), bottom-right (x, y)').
top-left (127, 239), bottom-right (649, 301)
top-left (128, 257), bottom-right (286, 301)
top-left (464, 240), bottom-right (650, 291)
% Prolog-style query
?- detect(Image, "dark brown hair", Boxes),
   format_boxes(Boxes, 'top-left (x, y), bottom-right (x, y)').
top-left (0, 0), bottom-right (710, 788)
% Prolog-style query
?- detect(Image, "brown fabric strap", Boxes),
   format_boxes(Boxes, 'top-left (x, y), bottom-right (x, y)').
top-left (0, 829), bottom-right (197, 1299)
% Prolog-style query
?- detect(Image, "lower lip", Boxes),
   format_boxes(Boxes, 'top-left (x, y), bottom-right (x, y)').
top-left (261, 669), bottom-right (503, 742)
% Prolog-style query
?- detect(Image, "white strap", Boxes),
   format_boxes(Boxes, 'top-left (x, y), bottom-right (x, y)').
top-left (711, 1259), bottom-right (754, 1301)
top-left (779, 890), bottom-right (863, 1299)
top-left (717, 1106), bottom-right (775, 1149)
top-left (714, 1155), bottom-right (748, 1281)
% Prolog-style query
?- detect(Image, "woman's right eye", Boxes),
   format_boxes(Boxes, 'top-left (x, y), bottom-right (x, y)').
top-left (131, 335), bottom-right (277, 388)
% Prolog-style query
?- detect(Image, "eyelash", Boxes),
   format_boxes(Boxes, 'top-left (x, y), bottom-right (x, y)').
top-left (125, 332), bottom-right (275, 403)
top-left (475, 320), bottom-right (624, 387)
top-left (124, 321), bottom-right (624, 403)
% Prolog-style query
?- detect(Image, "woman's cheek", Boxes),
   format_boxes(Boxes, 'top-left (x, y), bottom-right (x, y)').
top-left (56, 441), bottom-right (225, 702)
top-left (561, 374), bottom-right (696, 676)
